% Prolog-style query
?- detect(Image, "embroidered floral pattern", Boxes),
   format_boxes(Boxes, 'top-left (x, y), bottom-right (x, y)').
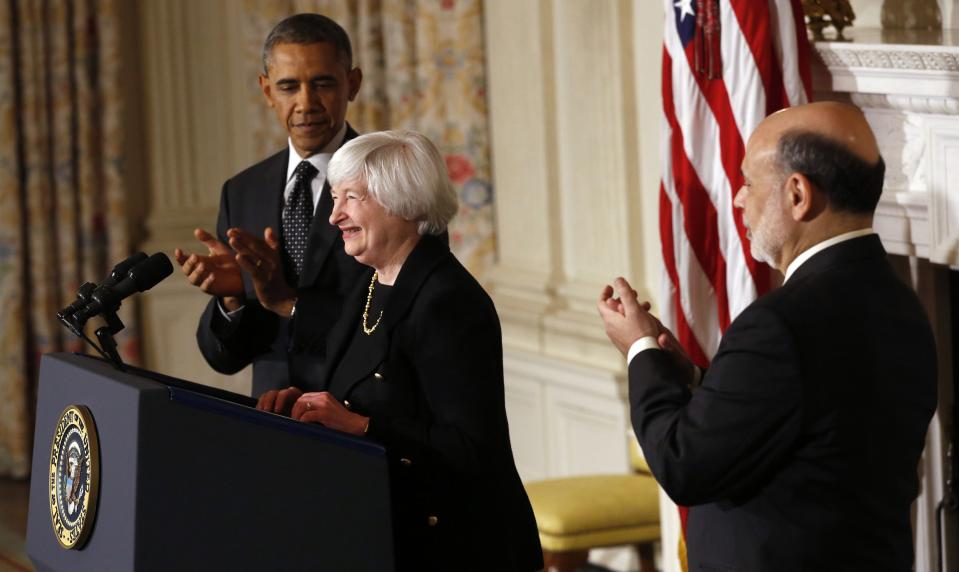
top-left (0, 0), bottom-right (135, 477)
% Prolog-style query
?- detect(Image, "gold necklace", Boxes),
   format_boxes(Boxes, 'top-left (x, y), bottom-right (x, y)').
top-left (362, 271), bottom-right (384, 335)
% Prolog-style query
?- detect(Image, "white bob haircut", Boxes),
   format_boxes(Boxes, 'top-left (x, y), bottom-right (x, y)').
top-left (327, 130), bottom-right (459, 236)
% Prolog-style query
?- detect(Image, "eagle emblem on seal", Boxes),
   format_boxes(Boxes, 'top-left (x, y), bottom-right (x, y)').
top-left (49, 405), bottom-right (100, 549)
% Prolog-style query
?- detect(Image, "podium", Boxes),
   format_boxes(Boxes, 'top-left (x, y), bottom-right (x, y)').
top-left (26, 353), bottom-right (394, 572)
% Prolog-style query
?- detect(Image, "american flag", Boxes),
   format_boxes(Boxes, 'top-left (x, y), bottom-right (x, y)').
top-left (658, 0), bottom-right (812, 558)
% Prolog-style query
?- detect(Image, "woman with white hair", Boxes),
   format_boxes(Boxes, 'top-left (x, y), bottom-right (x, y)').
top-left (286, 130), bottom-right (542, 571)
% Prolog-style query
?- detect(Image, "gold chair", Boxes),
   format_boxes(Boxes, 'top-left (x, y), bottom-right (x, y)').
top-left (525, 441), bottom-right (660, 572)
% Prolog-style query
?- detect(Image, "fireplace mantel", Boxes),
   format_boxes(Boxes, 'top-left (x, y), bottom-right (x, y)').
top-left (814, 28), bottom-right (959, 270)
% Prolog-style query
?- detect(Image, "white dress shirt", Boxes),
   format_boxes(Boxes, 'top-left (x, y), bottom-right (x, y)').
top-left (284, 121), bottom-right (348, 214)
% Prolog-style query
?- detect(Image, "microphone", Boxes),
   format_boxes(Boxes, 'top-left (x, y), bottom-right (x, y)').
top-left (56, 252), bottom-right (148, 324)
top-left (103, 252), bottom-right (148, 287)
top-left (71, 252), bottom-right (174, 326)
top-left (56, 282), bottom-right (98, 337)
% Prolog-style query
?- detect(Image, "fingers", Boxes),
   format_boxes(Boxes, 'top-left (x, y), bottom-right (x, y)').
top-left (657, 332), bottom-right (674, 352)
top-left (612, 277), bottom-right (642, 316)
top-left (234, 252), bottom-right (261, 277)
top-left (195, 228), bottom-right (217, 245)
top-left (274, 387), bottom-right (303, 415)
top-left (229, 228), bottom-right (279, 275)
top-left (179, 253), bottom-right (210, 287)
top-left (256, 390), bottom-right (278, 412)
top-left (199, 273), bottom-right (216, 291)
top-left (227, 228), bottom-right (270, 258)
top-left (174, 248), bottom-right (188, 265)
top-left (177, 252), bottom-right (197, 275)
top-left (292, 392), bottom-right (322, 421)
top-left (292, 392), bottom-right (338, 422)
top-left (264, 227), bottom-right (281, 250)
top-left (596, 288), bottom-right (619, 320)
top-left (599, 284), bottom-right (614, 304)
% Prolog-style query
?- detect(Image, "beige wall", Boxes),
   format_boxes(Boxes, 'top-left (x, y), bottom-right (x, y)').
top-left (137, 0), bottom-right (264, 393)
top-left (485, 0), bottom-right (664, 372)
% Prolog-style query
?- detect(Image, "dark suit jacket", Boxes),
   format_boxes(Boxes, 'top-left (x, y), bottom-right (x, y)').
top-left (291, 235), bottom-right (543, 572)
top-left (630, 235), bottom-right (937, 571)
top-left (196, 126), bottom-right (367, 396)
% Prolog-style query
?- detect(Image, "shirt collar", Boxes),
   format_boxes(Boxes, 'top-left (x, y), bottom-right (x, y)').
top-left (783, 227), bottom-right (876, 283)
top-left (285, 122), bottom-right (348, 183)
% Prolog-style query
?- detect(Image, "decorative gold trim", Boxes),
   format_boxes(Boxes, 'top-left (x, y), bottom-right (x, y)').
top-left (48, 405), bottom-right (100, 550)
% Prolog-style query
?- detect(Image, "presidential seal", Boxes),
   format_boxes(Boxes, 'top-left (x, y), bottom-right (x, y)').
top-left (49, 405), bottom-right (100, 549)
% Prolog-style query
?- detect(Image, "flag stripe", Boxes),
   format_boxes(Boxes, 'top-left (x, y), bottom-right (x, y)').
top-left (660, 101), bottom-right (722, 360)
top-left (663, 25), bottom-right (759, 319)
top-left (659, 183), bottom-right (712, 368)
top-left (662, 50), bottom-right (731, 333)
top-left (728, 0), bottom-right (786, 116)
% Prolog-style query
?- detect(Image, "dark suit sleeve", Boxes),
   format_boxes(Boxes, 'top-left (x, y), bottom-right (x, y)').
top-left (366, 289), bottom-right (505, 477)
top-left (630, 305), bottom-right (803, 506)
top-left (195, 181), bottom-right (280, 375)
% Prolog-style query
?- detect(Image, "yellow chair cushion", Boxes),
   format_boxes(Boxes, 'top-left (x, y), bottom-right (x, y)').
top-left (525, 474), bottom-right (660, 552)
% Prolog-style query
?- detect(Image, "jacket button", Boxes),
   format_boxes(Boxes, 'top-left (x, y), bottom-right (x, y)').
top-left (344, 400), bottom-right (352, 410)
top-left (400, 458), bottom-right (412, 467)
top-left (427, 515), bottom-right (438, 527)
top-left (374, 372), bottom-right (384, 380)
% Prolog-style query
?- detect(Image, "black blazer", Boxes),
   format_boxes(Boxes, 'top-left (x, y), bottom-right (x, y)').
top-left (630, 235), bottom-right (937, 571)
top-left (196, 126), bottom-right (367, 396)
top-left (292, 235), bottom-right (543, 572)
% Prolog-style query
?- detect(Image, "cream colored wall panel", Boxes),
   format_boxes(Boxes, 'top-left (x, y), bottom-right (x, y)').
top-left (551, 0), bottom-right (634, 288)
top-left (141, 0), bottom-right (252, 215)
top-left (633, 2), bottom-right (666, 309)
top-left (546, 383), bottom-right (629, 477)
top-left (503, 350), bottom-right (629, 478)
top-left (485, 0), bottom-right (558, 275)
top-left (503, 375), bottom-right (548, 482)
top-left (140, 279), bottom-right (252, 395)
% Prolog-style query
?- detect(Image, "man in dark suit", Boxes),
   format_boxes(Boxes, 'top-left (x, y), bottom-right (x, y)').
top-left (174, 14), bottom-right (366, 403)
top-left (598, 102), bottom-right (937, 571)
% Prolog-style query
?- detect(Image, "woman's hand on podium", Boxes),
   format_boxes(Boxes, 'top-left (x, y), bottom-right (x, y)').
top-left (255, 386), bottom-right (303, 416)
top-left (292, 392), bottom-right (370, 436)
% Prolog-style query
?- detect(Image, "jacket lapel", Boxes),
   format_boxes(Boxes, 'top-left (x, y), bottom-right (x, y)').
top-left (261, 148), bottom-right (288, 237)
top-left (322, 267), bottom-right (374, 392)
top-left (298, 125), bottom-right (361, 287)
top-left (380, 234), bottom-right (451, 334)
top-left (324, 236), bottom-right (451, 397)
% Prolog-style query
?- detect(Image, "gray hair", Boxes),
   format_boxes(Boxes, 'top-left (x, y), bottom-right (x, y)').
top-left (328, 130), bottom-right (459, 236)
top-left (262, 13), bottom-right (353, 74)
top-left (776, 130), bottom-right (885, 214)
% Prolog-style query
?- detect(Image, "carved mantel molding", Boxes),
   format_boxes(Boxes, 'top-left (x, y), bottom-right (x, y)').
top-left (813, 28), bottom-right (959, 269)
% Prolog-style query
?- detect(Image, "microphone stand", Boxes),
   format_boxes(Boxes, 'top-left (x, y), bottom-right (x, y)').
top-left (94, 309), bottom-right (126, 372)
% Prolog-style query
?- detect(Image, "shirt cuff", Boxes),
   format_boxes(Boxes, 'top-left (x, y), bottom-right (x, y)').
top-left (626, 336), bottom-right (660, 365)
top-left (217, 298), bottom-right (245, 322)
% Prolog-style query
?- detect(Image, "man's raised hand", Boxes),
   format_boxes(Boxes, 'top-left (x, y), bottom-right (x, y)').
top-left (228, 227), bottom-right (296, 317)
top-left (597, 277), bottom-right (659, 357)
top-left (174, 228), bottom-right (244, 305)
